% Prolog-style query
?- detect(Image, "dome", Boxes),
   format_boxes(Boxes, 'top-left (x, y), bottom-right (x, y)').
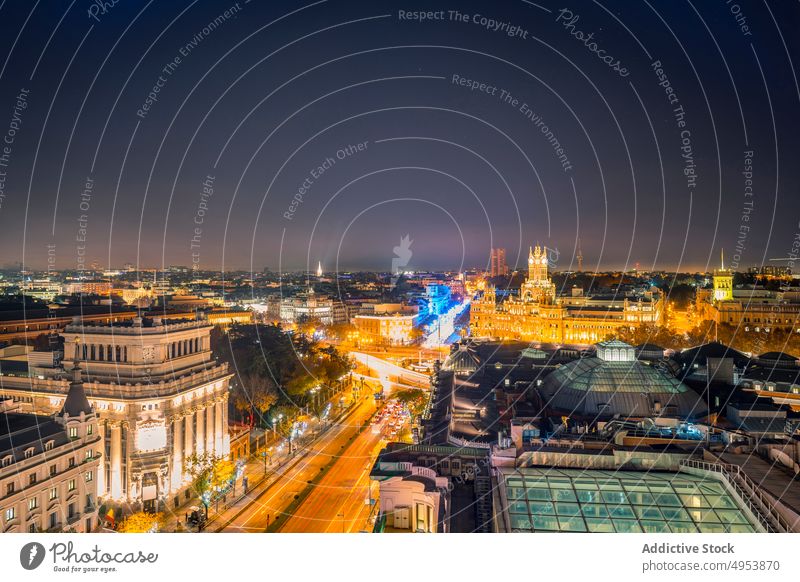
top-left (538, 350), bottom-right (707, 419)
top-left (444, 341), bottom-right (481, 375)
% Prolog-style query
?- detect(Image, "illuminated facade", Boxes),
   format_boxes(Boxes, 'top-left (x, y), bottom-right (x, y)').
top-left (0, 314), bottom-right (231, 511)
top-left (696, 254), bottom-right (800, 333)
top-left (470, 246), bottom-right (664, 344)
top-left (354, 313), bottom-right (418, 345)
top-left (713, 250), bottom-right (733, 302)
top-left (0, 375), bottom-right (101, 533)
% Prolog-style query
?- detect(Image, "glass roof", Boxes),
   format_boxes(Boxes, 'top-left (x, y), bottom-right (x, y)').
top-left (544, 358), bottom-right (690, 393)
top-left (502, 468), bottom-right (757, 533)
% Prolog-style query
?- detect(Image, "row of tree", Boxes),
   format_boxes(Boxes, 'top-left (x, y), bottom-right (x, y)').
top-left (211, 323), bottom-right (352, 427)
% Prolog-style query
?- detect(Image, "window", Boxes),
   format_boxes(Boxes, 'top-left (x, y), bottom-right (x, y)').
top-left (49, 488), bottom-right (58, 501)
top-left (1, 456), bottom-right (11, 467)
top-left (29, 473), bottom-right (37, 486)
top-left (67, 503), bottom-right (75, 519)
top-left (68, 479), bottom-right (76, 492)
top-left (85, 450), bottom-right (93, 460)
top-left (28, 497), bottom-right (38, 511)
top-left (24, 447), bottom-right (35, 459)
top-left (68, 457), bottom-right (76, 468)
top-left (69, 427), bottom-right (78, 439)
top-left (45, 440), bottom-right (54, 451)
top-left (49, 465), bottom-right (57, 477)
top-left (49, 512), bottom-right (57, 529)
top-left (85, 471), bottom-right (93, 483)
top-left (5, 507), bottom-right (15, 521)
top-left (5, 483), bottom-right (14, 496)
top-left (87, 424), bottom-right (93, 436)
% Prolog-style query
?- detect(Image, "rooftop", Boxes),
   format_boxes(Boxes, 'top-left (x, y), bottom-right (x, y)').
top-left (498, 467), bottom-right (760, 533)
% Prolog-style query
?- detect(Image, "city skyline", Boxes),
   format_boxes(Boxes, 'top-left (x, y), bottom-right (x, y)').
top-left (0, 1), bottom-right (797, 274)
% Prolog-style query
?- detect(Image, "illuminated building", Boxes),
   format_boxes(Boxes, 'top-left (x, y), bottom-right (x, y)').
top-left (696, 254), bottom-right (800, 333)
top-left (713, 250), bottom-right (733, 302)
top-left (0, 314), bottom-right (231, 511)
top-left (279, 288), bottom-right (348, 325)
top-left (354, 310), bottom-right (418, 345)
top-left (0, 370), bottom-right (101, 533)
top-left (471, 245), bottom-right (664, 343)
top-left (425, 283), bottom-right (451, 316)
top-left (489, 247), bottom-right (507, 277)
top-left (370, 458), bottom-right (449, 533)
top-left (63, 280), bottom-right (112, 296)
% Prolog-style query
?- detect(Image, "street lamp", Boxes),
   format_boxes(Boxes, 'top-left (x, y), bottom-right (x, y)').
top-left (272, 413), bottom-right (283, 440)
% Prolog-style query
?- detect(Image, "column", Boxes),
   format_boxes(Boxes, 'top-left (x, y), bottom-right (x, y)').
top-left (214, 399), bottom-right (224, 455)
top-left (184, 413), bottom-right (194, 460)
top-left (110, 423), bottom-right (122, 499)
top-left (221, 394), bottom-right (231, 455)
top-left (195, 408), bottom-right (205, 455)
top-left (206, 403), bottom-right (214, 454)
top-left (171, 416), bottom-right (183, 491)
top-left (96, 421), bottom-right (106, 497)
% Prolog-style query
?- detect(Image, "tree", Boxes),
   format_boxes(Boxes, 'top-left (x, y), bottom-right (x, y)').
top-left (231, 371), bottom-right (279, 426)
top-left (393, 388), bottom-right (428, 418)
top-left (118, 511), bottom-right (165, 533)
top-left (184, 453), bottom-right (236, 519)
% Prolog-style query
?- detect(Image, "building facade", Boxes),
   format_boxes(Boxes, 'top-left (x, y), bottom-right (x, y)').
top-left (489, 247), bottom-right (507, 277)
top-left (0, 371), bottom-right (101, 533)
top-left (0, 314), bottom-right (232, 512)
top-left (471, 246), bottom-right (664, 344)
top-left (697, 256), bottom-right (800, 334)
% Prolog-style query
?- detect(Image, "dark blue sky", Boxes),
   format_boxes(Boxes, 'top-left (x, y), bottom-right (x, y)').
top-left (0, 0), bottom-right (798, 273)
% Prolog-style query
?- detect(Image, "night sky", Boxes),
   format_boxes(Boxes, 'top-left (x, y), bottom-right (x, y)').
top-left (0, 0), bottom-right (798, 274)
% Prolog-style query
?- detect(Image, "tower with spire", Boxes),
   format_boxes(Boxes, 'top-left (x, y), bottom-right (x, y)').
top-left (713, 248), bottom-right (733, 302)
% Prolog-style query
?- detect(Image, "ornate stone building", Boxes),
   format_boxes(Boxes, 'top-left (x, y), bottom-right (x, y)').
top-left (0, 368), bottom-right (101, 533)
top-left (0, 314), bottom-right (231, 512)
top-left (470, 246), bottom-right (664, 344)
top-left (696, 253), bottom-right (800, 334)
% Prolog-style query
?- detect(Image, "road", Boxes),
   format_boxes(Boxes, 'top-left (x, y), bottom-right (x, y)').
top-left (278, 420), bottom-right (384, 533)
top-left (217, 396), bottom-right (377, 532)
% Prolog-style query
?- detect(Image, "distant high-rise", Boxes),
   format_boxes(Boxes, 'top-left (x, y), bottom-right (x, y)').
top-left (316, 261), bottom-right (323, 277)
top-left (489, 248), bottom-right (507, 277)
top-left (576, 239), bottom-right (584, 272)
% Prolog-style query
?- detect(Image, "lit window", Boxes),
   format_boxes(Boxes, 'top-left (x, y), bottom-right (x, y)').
top-left (69, 427), bottom-right (78, 439)
top-left (4, 507), bottom-right (15, 521)
top-left (28, 497), bottom-right (38, 511)
top-left (85, 472), bottom-right (93, 483)
top-left (49, 488), bottom-right (58, 501)
top-left (24, 448), bottom-right (35, 459)
top-left (68, 479), bottom-right (76, 492)
top-left (45, 440), bottom-right (54, 451)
